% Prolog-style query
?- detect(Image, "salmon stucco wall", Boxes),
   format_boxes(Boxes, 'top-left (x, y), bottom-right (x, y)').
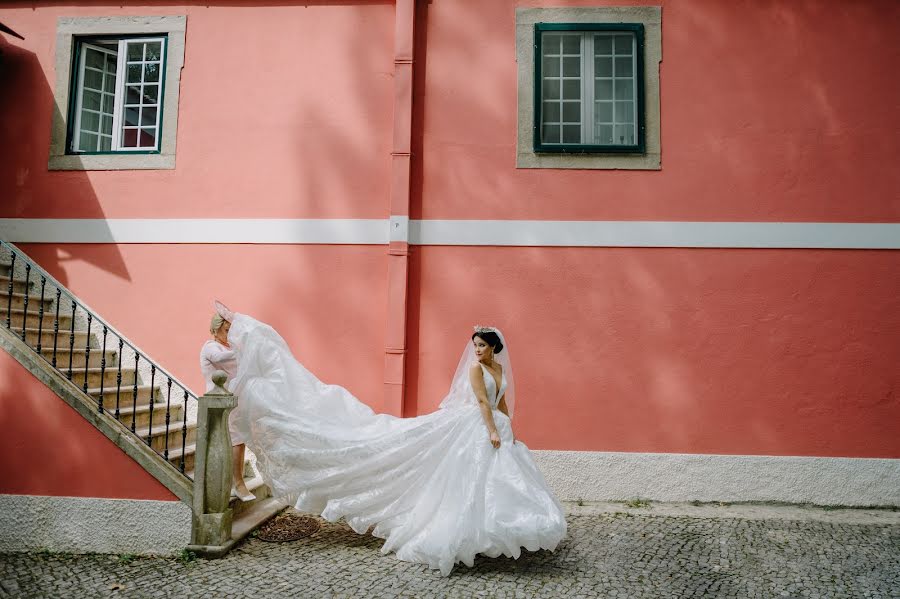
top-left (0, 349), bottom-right (177, 499)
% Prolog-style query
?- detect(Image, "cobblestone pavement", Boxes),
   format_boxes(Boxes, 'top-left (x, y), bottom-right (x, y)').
top-left (2, 504), bottom-right (899, 599)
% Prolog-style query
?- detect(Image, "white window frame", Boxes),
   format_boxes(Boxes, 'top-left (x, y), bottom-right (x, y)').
top-left (538, 31), bottom-right (639, 148)
top-left (49, 16), bottom-right (186, 171)
top-left (71, 37), bottom-right (167, 154)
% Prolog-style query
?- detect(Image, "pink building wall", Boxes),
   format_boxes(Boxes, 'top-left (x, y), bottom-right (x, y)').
top-left (0, 0), bottom-right (898, 496)
top-left (0, 350), bottom-right (177, 499)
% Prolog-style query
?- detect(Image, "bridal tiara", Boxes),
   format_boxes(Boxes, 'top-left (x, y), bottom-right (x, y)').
top-left (473, 325), bottom-right (497, 334)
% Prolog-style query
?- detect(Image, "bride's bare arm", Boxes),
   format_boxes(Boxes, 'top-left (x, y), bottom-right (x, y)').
top-left (469, 364), bottom-right (501, 448)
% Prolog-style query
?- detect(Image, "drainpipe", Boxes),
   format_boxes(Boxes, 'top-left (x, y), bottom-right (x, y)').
top-left (384, 0), bottom-right (415, 416)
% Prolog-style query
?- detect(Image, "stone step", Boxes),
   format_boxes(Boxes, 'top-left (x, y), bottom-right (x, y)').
top-left (132, 420), bottom-right (197, 454)
top-left (0, 308), bottom-right (74, 330)
top-left (67, 366), bottom-right (138, 389)
top-left (107, 399), bottom-right (186, 431)
top-left (38, 346), bottom-right (119, 369)
top-left (20, 327), bottom-right (93, 349)
top-left (165, 443), bottom-right (196, 475)
top-left (88, 384), bottom-right (162, 410)
top-left (0, 290), bottom-right (54, 311)
top-left (0, 276), bottom-right (33, 294)
top-left (230, 474), bottom-right (272, 518)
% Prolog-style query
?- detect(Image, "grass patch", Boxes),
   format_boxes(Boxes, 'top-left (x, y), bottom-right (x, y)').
top-left (117, 553), bottom-right (137, 565)
top-left (624, 498), bottom-right (651, 509)
top-left (177, 549), bottom-right (197, 565)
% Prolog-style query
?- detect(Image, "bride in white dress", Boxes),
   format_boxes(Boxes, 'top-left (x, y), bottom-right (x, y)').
top-left (217, 302), bottom-right (566, 575)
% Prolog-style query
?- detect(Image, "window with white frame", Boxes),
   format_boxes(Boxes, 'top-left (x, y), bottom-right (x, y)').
top-left (534, 24), bottom-right (644, 153)
top-left (69, 36), bottom-right (166, 154)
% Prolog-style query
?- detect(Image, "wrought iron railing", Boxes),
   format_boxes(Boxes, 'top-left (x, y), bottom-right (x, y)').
top-left (1, 240), bottom-right (198, 479)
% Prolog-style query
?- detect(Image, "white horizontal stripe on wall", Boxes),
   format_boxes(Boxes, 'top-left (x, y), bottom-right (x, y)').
top-left (1, 219), bottom-right (899, 249)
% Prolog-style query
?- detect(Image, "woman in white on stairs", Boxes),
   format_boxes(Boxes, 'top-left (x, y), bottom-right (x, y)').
top-left (215, 300), bottom-right (566, 576)
top-left (199, 310), bottom-right (255, 502)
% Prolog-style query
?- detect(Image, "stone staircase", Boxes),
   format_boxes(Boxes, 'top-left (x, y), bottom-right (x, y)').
top-left (0, 249), bottom-right (281, 553)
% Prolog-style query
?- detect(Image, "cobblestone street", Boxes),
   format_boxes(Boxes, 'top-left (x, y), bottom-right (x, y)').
top-left (2, 503), bottom-right (898, 599)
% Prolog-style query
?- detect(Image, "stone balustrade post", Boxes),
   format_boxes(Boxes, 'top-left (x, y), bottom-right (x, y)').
top-left (190, 370), bottom-right (236, 549)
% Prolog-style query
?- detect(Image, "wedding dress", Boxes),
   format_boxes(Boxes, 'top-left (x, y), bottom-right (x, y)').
top-left (224, 312), bottom-right (567, 576)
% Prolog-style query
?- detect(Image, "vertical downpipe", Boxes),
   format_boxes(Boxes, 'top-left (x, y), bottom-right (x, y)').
top-left (384, 0), bottom-right (416, 416)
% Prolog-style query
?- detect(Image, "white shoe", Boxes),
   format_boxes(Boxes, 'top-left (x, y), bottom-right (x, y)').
top-left (231, 487), bottom-right (256, 502)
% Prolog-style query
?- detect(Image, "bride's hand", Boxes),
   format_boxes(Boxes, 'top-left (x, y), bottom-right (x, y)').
top-left (489, 430), bottom-right (501, 449)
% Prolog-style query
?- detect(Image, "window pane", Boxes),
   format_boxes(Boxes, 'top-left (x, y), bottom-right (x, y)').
top-left (79, 132), bottom-right (98, 152)
top-left (542, 125), bottom-right (560, 144)
top-left (594, 35), bottom-right (612, 55)
top-left (144, 84), bottom-right (159, 103)
top-left (127, 63), bottom-right (142, 84)
top-left (543, 34), bottom-right (561, 55)
top-left (144, 63), bottom-right (160, 83)
top-left (85, 50), bottom-right (104, 69)
top-left (562, 35), bottom-right (580, 55)
top-left (562, 56), bottom-right (580, 77)
top-left (140, 107), bottom-right (158, 126)
top-left (84, 68), bottom-right (103, 90)
top-left (562, 79), bottom-right (580, 100)
top-left (542, 79), bottom-right (560, 100)
top-left (102, 94), bottom-right (114, 114)
top-left (595, 101), bottom-right (613, 123)
top-left (98, 136), bottom-right (112, 152)
top-left (616, 101), bottom-right (634, 123)
top-left (542, 57), bottom-right (560, 77)
top-left (124, 106), bottom-right (139, 126)
top-left (82, 90), bottom-right (101, 111)
top-left (614, 124), bottom-right (635, 145)
top-left (105, 54), bottom-right (117, 72)
top-left (122, 128), bottom-right (139, 147)
top-left (614, 35), bottom-right (633, 55)
top-left (104, 73), bottom-right (116, 93)
top-left (614, 57), bottom-right (633, 78)
top-left (543, 102), bottom-right (560, 123)
top-left (562, 125), bottom-right (580, 144)
top-left (101, 115), bottom-right (113, 135)
top-left (595, 79), bottom-right (612, 100)
top-left (597, 124), bottom-right (613, 144)
top-left (615, 80), bottom-right (634, 100)
top-left (80, 110), bottom-right (100, 132)
top-left (139, 128), bottom-right (157, 148)
top-left (595, 57), bottom-right (612, 77)
top-left (125, 86), bottom-right (142, 106)
top-left (145, 42), bottom-right (162, 61)
top-left (127, 43), bottom-right (144, 62)
top-left (562, 102), bottom-right (580, 124)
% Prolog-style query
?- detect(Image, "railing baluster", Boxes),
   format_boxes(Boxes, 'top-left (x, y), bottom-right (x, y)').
top-left (98, 326), bottom-right (108, 414)
top-left (82, 314), bottom-right (92, 394)
top-left (131, 353), bottom-right (140, 434)
top-left (67, 300), bottom-right (76, 380)
top-left (36, 276), bottom-right (47, 353)
top-left (164, 378), bottom-right (173, 460)
top-left (180, 389), bottom-right (189, 473)
top-left (5, 252), bottom-right (15, 329)
top-left (51, 289), bottom-right (61, 367)
top-left (20, 264), bottom-right (31, 341)
top-left (115, 338), bottom-right (124, 420)
top-left (146, 365), bottom-right (156, 446)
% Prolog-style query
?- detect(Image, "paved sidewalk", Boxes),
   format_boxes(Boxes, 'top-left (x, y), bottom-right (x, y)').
top-left (1, 503), bottom-right (898, 599)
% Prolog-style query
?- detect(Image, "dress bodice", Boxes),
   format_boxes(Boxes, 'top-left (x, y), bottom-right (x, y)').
top-left (480, 363), bottom-right (507, 409)
top-left (200, 340), bottom-right (237, 392)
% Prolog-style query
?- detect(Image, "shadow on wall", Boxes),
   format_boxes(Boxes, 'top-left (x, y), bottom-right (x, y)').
top-left (0, 31), bottom-right (129, 284)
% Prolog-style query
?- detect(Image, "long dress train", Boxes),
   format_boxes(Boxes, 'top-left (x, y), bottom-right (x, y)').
top-left (226, 314), bottom-right (567, 576)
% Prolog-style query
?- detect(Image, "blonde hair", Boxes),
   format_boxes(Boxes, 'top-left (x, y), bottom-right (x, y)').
top-left (210, 313), bottom-right (225, 335)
